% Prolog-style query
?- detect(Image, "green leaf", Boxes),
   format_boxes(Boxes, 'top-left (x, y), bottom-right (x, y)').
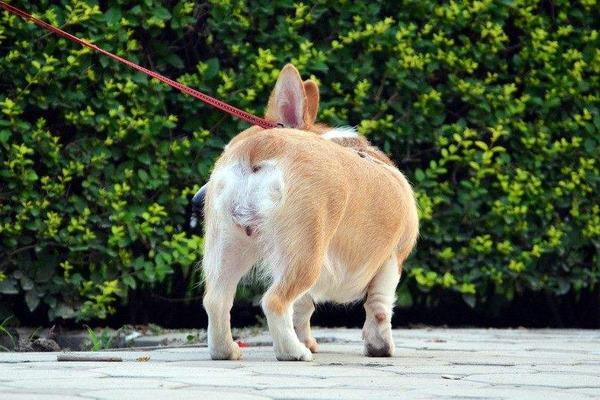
top-left (153, 6), bottom-right (171, 20)
top-left (0, 129), bottom-right (10, 143)
top-left (396, 284), bottom-right (413, 308)
top-left (25, 289), bottom-right (40, 312)
top-left (0, 279), bottom-right (18, 295)
top-left (584, 138), bottom-right (596, 154)
top-left (165, 54), bottom-right (184, 69)
top-left (414, 168), bottom-right (425, 182)
top-left (462, 294), bottom-right (476, 308)
top-left (104, 7), bottom-right (122, 26)
top-left (54, 304), bottom-right (75, 319)
top-left (138, 169), bottom-right (149, 182)
top-left (204, 58), bottom-right (220, 80)
top-left (122, 275), bottom-right (137, 289)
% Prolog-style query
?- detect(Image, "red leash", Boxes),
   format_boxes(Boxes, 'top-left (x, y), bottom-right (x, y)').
top-left (0, 1), bottom-right (278, 129)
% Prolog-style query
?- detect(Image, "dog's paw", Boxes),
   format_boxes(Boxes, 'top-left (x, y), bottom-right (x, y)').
top-left (210, 341), bottom-right (242, 361)
top-left (303, 337), bottom-right (319, 353)
top-left (275, 343), bottom-right (313, 361)
top-left (362, 317), bottom-right (395, 357)
top-left (365, 341), bottom-right (394, 357)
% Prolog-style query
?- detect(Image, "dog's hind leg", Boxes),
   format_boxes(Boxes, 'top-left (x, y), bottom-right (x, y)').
top-left (362, 255), bottom-right (400, 357)
top-left (293, 294), bottom-right (318, 353)
top-left (262, 239), bottom-right (324, 361)
top-left (203, 222), bottom-right (257, 360)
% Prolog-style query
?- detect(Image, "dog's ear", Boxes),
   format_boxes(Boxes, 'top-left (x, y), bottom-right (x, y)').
top-left (303, 79), bottom-right (319, 125)
top-left (265, 64), bottom-right (309, 129)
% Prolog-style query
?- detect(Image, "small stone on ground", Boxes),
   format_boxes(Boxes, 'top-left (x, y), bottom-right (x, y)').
top-left (0, 328), bottom-right (599, 399)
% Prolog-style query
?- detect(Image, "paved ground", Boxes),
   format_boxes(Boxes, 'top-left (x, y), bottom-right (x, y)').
top-left (1, 328), bottom-right (599, 399)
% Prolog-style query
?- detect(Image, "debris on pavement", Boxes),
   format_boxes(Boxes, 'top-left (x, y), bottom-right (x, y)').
top-left (57, 354), bottom-right (123, 362)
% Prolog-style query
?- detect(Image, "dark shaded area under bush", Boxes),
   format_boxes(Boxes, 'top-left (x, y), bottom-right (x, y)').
top-left (7, 287), bottom-right (600, 330)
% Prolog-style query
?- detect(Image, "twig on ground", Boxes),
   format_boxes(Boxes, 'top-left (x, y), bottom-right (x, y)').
top-left (57, 354), bottom-right (123, 362)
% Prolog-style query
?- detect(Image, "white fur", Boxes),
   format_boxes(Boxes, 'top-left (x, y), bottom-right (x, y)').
top-left (211, 160), bottom-right (283, 232)
top-left (293, 294), bottom-right (317, 351)
top-left (322, 126), bottom-right (358, 140)
top-left (362, 256), bottom-right (399, 356)
top-left (310, 250), bottom-right (370, 304)
top-left (202, 225), bottom-right (257, 360)
top-left (262, 293), bottom-right (313, 361)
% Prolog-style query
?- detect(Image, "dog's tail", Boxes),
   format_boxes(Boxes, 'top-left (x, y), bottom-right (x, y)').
top-left (190, 184), bottom-right (207, 229)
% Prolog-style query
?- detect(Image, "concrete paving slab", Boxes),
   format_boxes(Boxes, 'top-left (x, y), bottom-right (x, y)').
top-left (2, 377), bottom-right (183, 392)
top-left (2, 394), bottom-right (85, 400)
top-left (0, 328), bottom-right (598, 399)
top-left (81, 388), bottom-right (272, 400)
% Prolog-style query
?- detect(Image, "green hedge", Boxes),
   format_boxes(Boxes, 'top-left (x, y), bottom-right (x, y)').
top-left (1, 0), bottom-right (599, 322)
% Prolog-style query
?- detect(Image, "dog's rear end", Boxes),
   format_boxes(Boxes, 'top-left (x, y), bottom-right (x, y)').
top-left (201, 65), bottom-right (418, 361)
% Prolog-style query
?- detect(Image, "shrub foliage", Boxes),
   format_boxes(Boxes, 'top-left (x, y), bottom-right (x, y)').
top-left (0, 0), bottom-right (599, 322)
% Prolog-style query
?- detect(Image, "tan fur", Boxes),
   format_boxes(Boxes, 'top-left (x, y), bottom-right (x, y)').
top-left (201, 64), bottom-right (419, 361)
top-left (303, 80), bottom-right (319, 125)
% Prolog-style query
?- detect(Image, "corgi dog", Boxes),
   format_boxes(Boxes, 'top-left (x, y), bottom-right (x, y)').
top-left (199, 64), bottom-right (419, 361)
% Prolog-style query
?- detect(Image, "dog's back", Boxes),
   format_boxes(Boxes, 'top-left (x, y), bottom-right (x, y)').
top-left (208, 127), bottom-right (417, 269)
